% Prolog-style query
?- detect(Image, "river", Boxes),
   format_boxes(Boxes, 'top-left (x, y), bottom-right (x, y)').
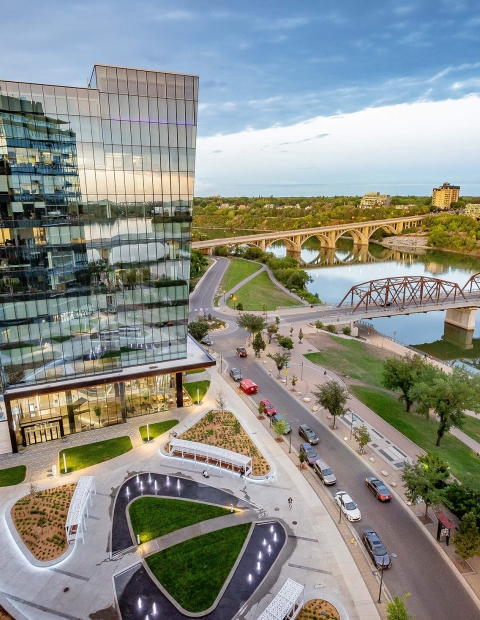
top-left (194, 228), bottom-right (480, 370)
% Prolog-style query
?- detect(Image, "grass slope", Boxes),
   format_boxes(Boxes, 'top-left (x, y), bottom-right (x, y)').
top-left (351, 385), bottom-right (480, 487)
top-left (59, 436), bottom-right (132, 473)
top-left (220, 257), bottom-right (261, 294)
top-left (227, 270), bottom-right (301, 310)
top-left (461, 415), bottom-right (480, 445)
top-left (0, 465), bottom-right (26, 487)
top-left (184, 380), bottom-right (210, 404)
top-left (146, 523), bottom-right (251, 612)
top-left (129, 497), bottom-right (233, 543)
top-left (139, 419), bottom-right (178, 442)
top-left (305, 335), bottom-right (387, 387)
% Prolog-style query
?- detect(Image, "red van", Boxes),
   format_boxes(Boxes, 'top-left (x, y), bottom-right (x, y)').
top-left (239, 379), bottom-right (258, 395)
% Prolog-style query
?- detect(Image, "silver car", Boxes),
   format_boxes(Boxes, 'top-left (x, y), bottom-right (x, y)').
top-left (313, 459), bottom-right (336, 485)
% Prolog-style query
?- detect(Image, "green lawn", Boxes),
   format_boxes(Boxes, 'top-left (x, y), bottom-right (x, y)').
top-left (59, 436), bottom-right (133, 473)
top-left (227, 270), bottom-right (302, 310)
top-left (350, 385), bottom-right (480, 488)
top-left (184, 380), bottom-right (211, 404)
top-left (304, 335), bottom-right (387, 387)
top-left (186, 368), bottom-right (205, 374)
top-left (0, 465), bottom-right (26, 487)
top-left (146, 523), bottom-right (251, 612)
top-left (460, 415), bottom-right (480, 445)
top-left (220, 257), bottom-right (261, 294)
top-left (139, 420), bottom-right (178, 442)
top-left (129, 497), bottom-right (233, 543)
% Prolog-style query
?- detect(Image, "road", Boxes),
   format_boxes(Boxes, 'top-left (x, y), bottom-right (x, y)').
top-left (192, 259), bottom-right (480, 620)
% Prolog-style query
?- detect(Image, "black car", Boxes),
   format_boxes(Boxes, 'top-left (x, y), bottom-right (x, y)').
top-left (365, 477), bottom-right (393, 502)
top-left (298, 424), bottom-right (318, 445)
top-left (362, 529), bottom-right (392, 569)
top-left (299, 442), bottom-right (318, 466)
top-left (236, 347), bottom-right (247, 357)
top-left (229, 368), bottom-right (243, 382)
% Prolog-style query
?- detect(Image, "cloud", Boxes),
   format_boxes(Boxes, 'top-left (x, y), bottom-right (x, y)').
top-left (195, 96), bottom-right (480, 196)
top-left (161, 10), bottom-right (194, 20)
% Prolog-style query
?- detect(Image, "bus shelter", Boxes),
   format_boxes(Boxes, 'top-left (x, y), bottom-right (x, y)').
top-left (169, 438), bottom-right (252, 477)
top-left (65, 476), bottom-right (96, 544)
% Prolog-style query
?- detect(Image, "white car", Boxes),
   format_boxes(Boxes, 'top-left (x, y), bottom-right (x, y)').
top-left (334, 491), bottom-right (362, 521)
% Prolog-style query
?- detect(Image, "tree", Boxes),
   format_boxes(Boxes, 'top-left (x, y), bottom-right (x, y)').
top-left (29, 482), bottom-right (39, 504)
top-left (215, 390), bottom-right (227, 415)
top-left (298, 328), bottom-right (304, 343)
top-left (410, 367), bottom-right (480, 445)
top-left (252, 332), bottom-right (266, 357)
top-left (386, 594), bottom-right (415, 620)
top-left (275, 316), bottom-right (280, 325)
top-left (291, 374), bottom-right (298, 389)
top-left (401, 452), bottom-right (450, 520)
top-left (267, 352), bottom-right (291, 377)
top-left (94, 404), bottom-right (102, 426)
top-left (188, 320), bottom-right (209, 342)
top-left (299, 451), bottom-right (306, 468)
top-left (272, 418), bottom-right (288, 439)
top-left (353, 424), bottom-right (370, 453)
top-left (453, 512), bottom-right (480, 563)
top-left (236, 313), bottom-right (267, 336)
top-left (315, 320), bottom-right (324, 332)
top-left (312, 380), bottom-right (349, 429)
top-left (236, 302), bottom-right (244, 311)
top-left (381, 354), bottom-right (431, 412)
top-left (267, 323), bottom-right (278, 343)
top-left (278, 336), bottom-right (294, 350)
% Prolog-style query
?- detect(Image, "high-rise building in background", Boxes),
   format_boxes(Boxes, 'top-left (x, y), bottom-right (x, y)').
top-left (0, 65), bottom-right (213, 453)
top-left (432, 182), bottom-right (460, 210)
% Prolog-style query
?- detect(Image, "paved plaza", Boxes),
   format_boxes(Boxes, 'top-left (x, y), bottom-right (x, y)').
top-left (0, 368), bottom-right (381, 620)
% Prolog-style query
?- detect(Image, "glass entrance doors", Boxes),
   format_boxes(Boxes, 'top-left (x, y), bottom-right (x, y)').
top-left (22, 419), bottom-right (63, 445)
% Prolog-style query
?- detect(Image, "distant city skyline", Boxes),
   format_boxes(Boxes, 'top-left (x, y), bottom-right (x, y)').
top-left (3, 0), bottom-right (479, 196)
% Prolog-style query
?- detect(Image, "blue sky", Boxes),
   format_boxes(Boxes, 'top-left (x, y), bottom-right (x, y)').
top-left (2, 0), bottom-right (480, 196)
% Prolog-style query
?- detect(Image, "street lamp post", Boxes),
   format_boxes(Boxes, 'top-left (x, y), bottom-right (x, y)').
top-left (219, 355), bottom-right (223, 373)
top-left (223, 290), bottom-right (226, 303)
top-left (301, 361), bottom-right (304, 381)
top-left (233, 296), bottom-right (236, 311)
top-left (349, 411), bottom-right (356, 441)
top-left (338, 501), bottom-right (342, 524)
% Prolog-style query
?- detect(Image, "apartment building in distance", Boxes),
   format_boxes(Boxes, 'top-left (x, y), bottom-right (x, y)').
top-left (0, 65), bottom-right (215, 454)
top-left (464, 203), bottom-right (480, 220)
top-left (359, 192), bottom-right (391, 209)
top-left (432, 182), bottom-right (460, 210)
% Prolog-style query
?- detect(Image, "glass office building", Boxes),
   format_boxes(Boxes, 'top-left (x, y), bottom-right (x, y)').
top-left (0, 65), bottom-right (213, 452)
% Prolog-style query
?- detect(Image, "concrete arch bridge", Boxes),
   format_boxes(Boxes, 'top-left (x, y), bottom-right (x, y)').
top-left (191, 215), bottom-right (425, 255)
top-left (299, 245), bottom-right (413, 267)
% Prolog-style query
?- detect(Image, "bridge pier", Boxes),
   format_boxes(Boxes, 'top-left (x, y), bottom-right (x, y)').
top-left (445, 307), bottom-right (477, 331)
top-left (443, 322), bottom-right (475, 350)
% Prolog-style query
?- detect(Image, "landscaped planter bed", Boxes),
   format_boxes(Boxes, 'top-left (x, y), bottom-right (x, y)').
top-left (11, 483), bottom-right (76, 561)
top-left (179, 409), bottom-right (270, 476)
top-left (297, 599), bottom-right (340, 620)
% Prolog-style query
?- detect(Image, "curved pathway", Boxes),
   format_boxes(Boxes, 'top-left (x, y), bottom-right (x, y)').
top-left (112, 472), bottom-right (255, 553)
top-left (114, 521), bottom-right (286, 620)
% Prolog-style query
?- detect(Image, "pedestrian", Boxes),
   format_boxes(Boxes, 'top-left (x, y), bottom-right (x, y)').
top-left (288, 497), bottom-right (292, 509)
top-left (324, 370), bottom-right (327, 376)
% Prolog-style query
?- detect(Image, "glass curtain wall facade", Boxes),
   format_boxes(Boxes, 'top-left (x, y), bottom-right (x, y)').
top-left (0, 65), bottom-right (199, 450)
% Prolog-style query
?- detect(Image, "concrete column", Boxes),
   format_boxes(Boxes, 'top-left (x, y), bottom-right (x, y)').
top-left (257, 239), bottom-right (266, 251)
top-left (445, 307), bottom-right (477, 331)
top-left (175, 372), bottom-right (184, 408)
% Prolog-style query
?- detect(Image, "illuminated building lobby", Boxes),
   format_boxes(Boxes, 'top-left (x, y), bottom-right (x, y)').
top-left (0, 65), bottom-right (214, 453)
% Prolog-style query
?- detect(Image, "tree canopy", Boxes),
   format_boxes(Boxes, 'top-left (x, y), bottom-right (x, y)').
top-left (312, 380), bottom-right (349, 428)
top-left (188, 320), bottom-right (209, 342)
top-left (401, 452), bottom-right (450, 519)
top-left (452, 512), bottom-right (480, 562)
top-left (236, 313), bottom-right (267, 335)
top-left (381, 354), bottom-right (431, 412)
top-left (410, 367), bottom-right (480, 446)
top-left (267, 352), bottom-right (291, 377)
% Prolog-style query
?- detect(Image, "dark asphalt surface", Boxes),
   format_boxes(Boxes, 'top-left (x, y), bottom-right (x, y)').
top-left (114, 522), bottom-right (286, 620)
top-left (194, 259), bottom-right (480, 620)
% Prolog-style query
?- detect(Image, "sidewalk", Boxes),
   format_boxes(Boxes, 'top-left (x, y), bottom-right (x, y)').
top-left (0, 366), bottom-right (381, 620)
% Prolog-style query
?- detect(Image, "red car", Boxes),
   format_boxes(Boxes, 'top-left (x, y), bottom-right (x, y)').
top-left (259, 399), bottom-right (276, 416)
top-left (236, 347), bottom-right (247, 357)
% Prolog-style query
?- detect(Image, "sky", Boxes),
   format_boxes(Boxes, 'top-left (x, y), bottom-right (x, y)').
top-left (2, 0), bottom-right (480, 196)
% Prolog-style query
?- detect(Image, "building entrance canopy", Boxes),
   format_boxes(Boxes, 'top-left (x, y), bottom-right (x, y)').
top-left (65, 475), bottom-right (96, 544)
top-left (169, 438), bottom-right (252, 477)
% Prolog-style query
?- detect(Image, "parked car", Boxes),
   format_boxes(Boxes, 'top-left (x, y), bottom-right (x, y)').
top-left (362, 530), bottom-right (392, 569)
top-left (239, 379), bottom-right (258, 394)
top-left (298, 424), bottom-right (318, 445)
top-left (201, 337), bottom-right (213, 346)
top-left (229, 368), bottom-right (243, 382)
top-left (271, 414), bottom-right (291, 434)
top-left (334, 491), bottom-right (361, 521)
top-left (259, 399), bottom-right (277, 416)
top-left (365, 477), bottom-right (393, 502)
top-left (236, 347), bottom-right (247, 357)
top-left (313, 459), bottom-right (336, 485)
top-left (300, 442), bottom-right (318, 466)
